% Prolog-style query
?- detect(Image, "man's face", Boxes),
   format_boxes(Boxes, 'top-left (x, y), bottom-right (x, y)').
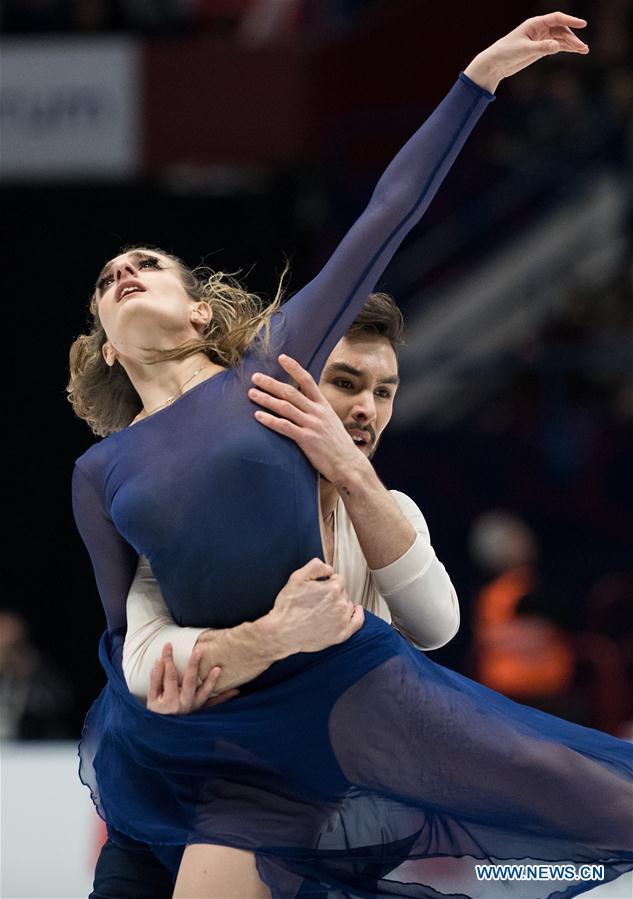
top-left (319, 335), bottom-right (399, 459)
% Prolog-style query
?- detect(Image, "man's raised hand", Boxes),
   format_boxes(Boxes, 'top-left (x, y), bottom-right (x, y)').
top-left (249, 354), bottom-right (367, 486)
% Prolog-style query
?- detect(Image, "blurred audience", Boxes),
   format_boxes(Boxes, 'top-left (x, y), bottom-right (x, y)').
top-left (468, 507), bottom-right (632, 734)
top-left (0, 609), bottom-right (73, 740)
top-left (469, 511), bottom-right (578, 713)
top-left (586, 571), bottom-right (633, 730)
top-left (0, 0), bottom-right (381, 36)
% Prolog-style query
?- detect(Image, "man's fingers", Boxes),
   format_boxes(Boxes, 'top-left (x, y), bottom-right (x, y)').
top-left (277, 355), bottom-right (322, 401)
top-left (248, 388), bottom-right (307, 425)
top-left (193, 665), bottom-right (224, 707)
top-left (254, 409), bottom-right (304, 442)
top-left (294, 558), bottom-right (334, 581)
top-left (348, 604), bottom-right (365, 635)
top-left (250, 370), bottom-right (314, 411)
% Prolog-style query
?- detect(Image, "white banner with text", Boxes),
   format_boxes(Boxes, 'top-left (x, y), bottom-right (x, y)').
top-left (0, 38), bottom-right (140, 179)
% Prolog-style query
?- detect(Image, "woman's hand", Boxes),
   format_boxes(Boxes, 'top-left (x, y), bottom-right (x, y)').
top-left (464, 12), bottom-right (589, 94)
top-left (147, 643), bottom-right (239, 715)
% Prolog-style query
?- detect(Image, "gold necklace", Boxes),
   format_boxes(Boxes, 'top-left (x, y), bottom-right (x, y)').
top-left (138, 365), bottom-right (211, 420)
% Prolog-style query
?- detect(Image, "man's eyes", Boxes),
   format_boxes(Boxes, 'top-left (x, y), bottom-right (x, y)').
top-left (332, 379), bottom-right (392, 399)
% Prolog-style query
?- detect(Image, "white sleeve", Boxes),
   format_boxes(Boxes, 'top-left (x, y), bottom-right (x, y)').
top-left (122, 555), bottom-right (207, 700)
top-left (369, 491), bottom-right (460, 650)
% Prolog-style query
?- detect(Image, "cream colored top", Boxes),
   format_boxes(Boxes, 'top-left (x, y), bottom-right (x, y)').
top-left (123, 490), bottom-right (459, 699)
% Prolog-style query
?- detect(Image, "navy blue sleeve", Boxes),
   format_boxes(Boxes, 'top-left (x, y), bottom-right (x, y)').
top-left (72, 463), bottom-right (138, 634)
top-left (273, 74), bottom-right (494, 379)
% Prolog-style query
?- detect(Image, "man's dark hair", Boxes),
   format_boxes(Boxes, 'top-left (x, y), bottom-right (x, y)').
top-left (347, 292), bottom-right (405, 351)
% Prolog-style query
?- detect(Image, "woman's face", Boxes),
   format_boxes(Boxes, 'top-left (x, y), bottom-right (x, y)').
top-left (95, 249), bottom-right (207, 364)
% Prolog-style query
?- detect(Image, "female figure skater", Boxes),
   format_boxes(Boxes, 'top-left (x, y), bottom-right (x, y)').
top-left (69, 13), bottom-right (632, 899)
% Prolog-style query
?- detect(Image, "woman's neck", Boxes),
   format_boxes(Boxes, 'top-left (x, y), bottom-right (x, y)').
top-left (124, 353), bottom-right (224, 423)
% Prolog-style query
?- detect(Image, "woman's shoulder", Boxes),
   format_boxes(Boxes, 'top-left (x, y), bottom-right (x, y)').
top-left (74, 428), bottom-right (126, 476)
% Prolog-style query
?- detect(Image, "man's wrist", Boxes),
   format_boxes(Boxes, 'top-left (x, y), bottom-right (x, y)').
top-left (331, 453), bottom-right (374, 494)
top-left (248, 613), bottom-right (292, 664)
top-left (195, 618), bottom-right (286, 669)
top-left (194, 628), bottom-right (216, 644)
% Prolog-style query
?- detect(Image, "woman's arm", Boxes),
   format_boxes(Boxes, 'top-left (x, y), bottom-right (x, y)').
top-left (72, 464), bottom-right (138, 637)
top-left (272, 14), bottom-right (588, 381)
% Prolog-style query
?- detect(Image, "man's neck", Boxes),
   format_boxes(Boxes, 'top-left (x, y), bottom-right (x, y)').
top-left (319, 477), bottom-right (339, 520)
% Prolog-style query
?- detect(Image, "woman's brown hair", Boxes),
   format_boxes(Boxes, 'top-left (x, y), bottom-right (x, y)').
top-left (67, 247), bottom-right (287, 437)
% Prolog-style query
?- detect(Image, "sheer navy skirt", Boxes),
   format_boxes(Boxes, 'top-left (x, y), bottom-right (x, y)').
top-left (80, 613), bottom-right (633, 899)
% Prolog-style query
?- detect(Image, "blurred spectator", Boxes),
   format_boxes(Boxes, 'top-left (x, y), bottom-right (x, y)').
top-left (2, 0), bottom-right (191, 32)
top-left (586, 571), bottom-right (633, 699)
top-left (489, 63), bottom-right (613, 171)
top-left (604, 66), bottom-right (633, 167)
top-left (1, 0), bottom-right (382, 35)
top-left (114, 0), bottom-right (189, 32)
top-left (0, 609), bottom-right (73, 740)
top-left (469, 511), bottom-right (578, 714)
top-left (236, 0), bottom-right (298, 43)
top-left (592, 0), bottom-right (631, 67)
top-left (237, 0), bottom-right (382, 44)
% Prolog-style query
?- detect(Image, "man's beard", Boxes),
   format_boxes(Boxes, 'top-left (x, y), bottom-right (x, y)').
top-left (349, 424), bottom-right (377, 460)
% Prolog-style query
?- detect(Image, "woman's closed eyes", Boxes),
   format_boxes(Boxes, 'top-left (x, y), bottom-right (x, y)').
top-left (97, 256), bottom-right (161, 294)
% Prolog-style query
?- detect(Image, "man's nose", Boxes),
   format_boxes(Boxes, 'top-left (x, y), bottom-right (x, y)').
top-left (352, 393), bottom-right (377, 422)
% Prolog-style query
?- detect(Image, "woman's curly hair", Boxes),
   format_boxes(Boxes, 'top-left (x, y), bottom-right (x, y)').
top-left (67, 247), bottom-right (287, 437)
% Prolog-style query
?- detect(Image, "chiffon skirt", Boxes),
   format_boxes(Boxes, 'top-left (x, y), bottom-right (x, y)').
top-left (80, 613), bottom-right (633, 899)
